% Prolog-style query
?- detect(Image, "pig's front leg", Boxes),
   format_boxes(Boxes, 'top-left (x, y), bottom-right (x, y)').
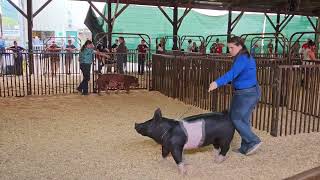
top-left (162, 146), bottom-right (170, 159)
top-left (215, 143), bottom-right (229, 163)
top-left (171, 146), bottom-right (186, 175)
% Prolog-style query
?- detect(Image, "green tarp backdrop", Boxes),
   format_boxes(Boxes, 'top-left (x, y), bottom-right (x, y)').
top-left (84, 4), bottom-right (318, 52)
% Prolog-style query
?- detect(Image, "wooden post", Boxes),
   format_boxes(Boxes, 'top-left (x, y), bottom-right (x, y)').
top-left (315, 17), bottom-right (320, 55)
top-left (108, 1), bottom-right (112, 49)
top-left (227, 9), bottom-right (232, 53)
top-left (275, 13), bottom-right (280, 54)
top-left (27, 0), bottom-right (33, 94)
top-left (172, 6), bottom-right (178, 50)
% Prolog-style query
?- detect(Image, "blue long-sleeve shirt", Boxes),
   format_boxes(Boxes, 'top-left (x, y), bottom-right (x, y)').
top-left (79, 48), bottom-right (94, 64)
top-left (215, 54), bottom-right (257, 90)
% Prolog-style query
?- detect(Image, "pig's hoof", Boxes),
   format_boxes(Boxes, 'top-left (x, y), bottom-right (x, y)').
top-left (178, 163), bottom-right (187, 175)
top-left (213, 149), bottom-right (221, 157)
top-left (214, 155), bottom-right (227, 164)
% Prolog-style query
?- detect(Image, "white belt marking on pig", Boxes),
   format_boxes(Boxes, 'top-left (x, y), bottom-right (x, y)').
top-left (180, 119), bottom-right (205, 149)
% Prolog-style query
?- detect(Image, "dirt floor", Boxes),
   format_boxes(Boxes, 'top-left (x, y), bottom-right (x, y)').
top-left (0, 91), bottom-right (319, 180)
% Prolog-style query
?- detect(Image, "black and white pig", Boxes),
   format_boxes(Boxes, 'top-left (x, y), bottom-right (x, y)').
top-left (134, 108), bottom-right (235, 174)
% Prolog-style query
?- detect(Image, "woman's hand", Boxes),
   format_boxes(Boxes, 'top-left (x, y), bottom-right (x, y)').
top-left (208, 81), bottom-right (218, 92)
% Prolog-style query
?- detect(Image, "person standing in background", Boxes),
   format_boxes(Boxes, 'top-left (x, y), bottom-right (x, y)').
top-left (137, 39), bottom-right (148, 75)
top-left (65, 40), bottom-right (77, 74)
top-left (116, 37), bottom-right (128, 74)
top-left (77, 40), bottom-right (109, 95)
top-left (7, 41), bottom-right (25, 76)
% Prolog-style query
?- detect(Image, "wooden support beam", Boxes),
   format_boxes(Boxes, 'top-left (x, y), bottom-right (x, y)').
top-left (88, 0), bottom-right (110, 23)
top-left (158, 6), bottom-right (173, 25)
top-left (231, 11), bottom-right (244, 32)
top-left (27, 0), bottom-right (33, 93)
top-left (231, 11), bottom-right (243, 26)
top-left (307, 16), bottom-right (317, 31)
top-left (275, 13), bottom-right (280, 53)
top-left (264, 13), bottom-right (277, 30)
top-left (7, 0), bottom-right (28, 19)
top-left (227, 9), bottom-right (232, 53)
top-left (279, 15), bottom-right (294, 32)
top-left (33, 0), bottom-right (53, 18)
top-left (108, 1), bottom-right (112, 49)
top-left (172, 6), bottom-right (178, 50)
top-left (279, 14), bottom-right (290, 27)
top-left (177, 8), bottom-right (191, 30)
top-left (111, 4), bottom-right (129, 21)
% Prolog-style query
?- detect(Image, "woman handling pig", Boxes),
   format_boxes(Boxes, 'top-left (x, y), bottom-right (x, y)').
top-left (208, 36), bottom-right (262, 155)
top-left (77, 40), bottom-right (109, 95)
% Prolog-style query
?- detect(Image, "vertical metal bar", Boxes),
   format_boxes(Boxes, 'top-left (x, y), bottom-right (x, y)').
top-left (35, 53), bottom-right (39, 95)
top-left (316, 67), bottom-right (320, 132)
top-left (32, 52), bottom-right (35, 95)
top-left (63, 53), bottom-right (66, 94)
top-left (267, 64), bottom-right (273, 132)
top-left (284, 68), bottom-right (290, 135)
top-left (39, 53), bottom-right (43, 95)
top-left (4, 55), bottom-right (8, 96)
top-left (289, 67), bottom-right (296, 135)
top-left (294, 67), bottom-right (301, 134)
top-left (279, 68), bottom-right (285, 136)
top-left (304, 66), bottom-right (311, 133)
top-left (313, 67), bottom-right (320, 132)
top-left (308, 67), bottom-right (316, 133)
top-left (299, 66), bottom-right (307, 133)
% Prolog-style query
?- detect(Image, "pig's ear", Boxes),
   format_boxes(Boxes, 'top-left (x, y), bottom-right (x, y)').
top-left (153, 108), bottom-right (162, 121)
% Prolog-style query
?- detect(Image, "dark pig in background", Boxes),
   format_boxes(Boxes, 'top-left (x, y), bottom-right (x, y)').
top-left (96, 74), bottom-right (139, 94)
top-left (134, 108), bottom-right (235, 175)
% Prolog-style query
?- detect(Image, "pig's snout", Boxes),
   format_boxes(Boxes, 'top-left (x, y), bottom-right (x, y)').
top-left (135, 122), bottom-right (148, 136)
top-left (135, 123), bottom-right (141, 132)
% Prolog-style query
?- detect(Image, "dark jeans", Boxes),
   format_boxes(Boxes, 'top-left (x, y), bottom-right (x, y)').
top-left (78, 63), bottom-right (91, 93)
top-left (98, 60), bottom-right (104, 74)
top-left (117, 56), bottom-right (124, 74)
top-left (230, 85), bottom-right (261, 154)
top-left (14, 56), bottom-right (23, 75)
top-left (138, 57), bottom-right (145, 74)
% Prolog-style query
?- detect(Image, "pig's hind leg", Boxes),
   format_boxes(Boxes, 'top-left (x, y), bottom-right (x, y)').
top-left (162, 146), bottom-right (170, 159)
